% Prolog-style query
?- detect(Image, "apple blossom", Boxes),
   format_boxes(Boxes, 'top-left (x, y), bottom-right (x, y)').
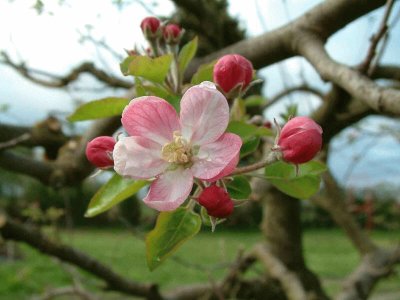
top-left (198, 185), bottom-right (234, 218)
top-left (276, 116), bottom-right (323, 164)
top-left (113, 82), bottom-right (242, 211)
top-left (85, 136), bottom-right (116, 169)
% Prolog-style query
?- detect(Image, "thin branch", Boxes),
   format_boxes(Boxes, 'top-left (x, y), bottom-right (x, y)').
top-left (358, 0), bottom-right (395, 75)
top-left (0, 52), bottom-right (132, 89)
top-left (34, 286), bottom-right (98, 300)
top-left (263, 84), bottom-right (324, 109)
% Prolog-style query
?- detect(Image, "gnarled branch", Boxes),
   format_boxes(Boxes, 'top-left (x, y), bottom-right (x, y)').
top-left (0, 216), bottom-right (162, 300)
top-left (296, 34), bottom-right (400, 115)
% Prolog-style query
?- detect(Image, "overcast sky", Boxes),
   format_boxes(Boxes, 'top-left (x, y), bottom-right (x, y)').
top-left (1, 0), bottom-right (400, 190)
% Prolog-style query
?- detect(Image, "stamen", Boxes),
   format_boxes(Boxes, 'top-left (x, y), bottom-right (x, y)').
top-left (161, 131), bottom-right (192, 164)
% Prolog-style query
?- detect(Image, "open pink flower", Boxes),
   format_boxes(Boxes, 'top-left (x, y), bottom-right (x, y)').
top-left (113, 82), bottom-right (242, 211)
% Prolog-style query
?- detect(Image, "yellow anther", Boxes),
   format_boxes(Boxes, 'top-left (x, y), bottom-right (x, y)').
top-left (162, 131), bottom-right (192, 164)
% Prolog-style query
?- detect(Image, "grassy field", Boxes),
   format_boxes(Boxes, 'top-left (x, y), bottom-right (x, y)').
top-left (0, 228), bottom-right (399, 299)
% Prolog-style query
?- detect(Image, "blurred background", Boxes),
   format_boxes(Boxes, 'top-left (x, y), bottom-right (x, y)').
top-left (0, 0), bottom-right (399, 299)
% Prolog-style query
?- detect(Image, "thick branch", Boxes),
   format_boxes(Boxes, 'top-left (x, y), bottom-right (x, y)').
top-left (253, 244), bottom-right (307, 300)
top-left (0, 150), bottom-right (54, 184)
top-left (187, 0), bottom-right (387, 78)
top-left (297, 34), bottom-right (400, 115)
top-left (0, 216), bottom-right (162, 299)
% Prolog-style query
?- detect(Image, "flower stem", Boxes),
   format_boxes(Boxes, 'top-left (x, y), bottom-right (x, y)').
top-left (232, 152), bottom-right (279, 175)
top-left (186, 185), bottom-right (202, 211)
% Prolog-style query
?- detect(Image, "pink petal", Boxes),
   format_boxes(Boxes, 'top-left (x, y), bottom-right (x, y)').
top-left (191, 133), bottom-right (242, 181)
top-left (207, 152), bottom-right (240, 182)
top-left (121, 96), bottom-right (180, 144)
top-left (180, 82), bottom-right (229, 145)
top-left (143, 168), bottom-right (193, 211)
top-left (113, 136), bottom-right (167, 179)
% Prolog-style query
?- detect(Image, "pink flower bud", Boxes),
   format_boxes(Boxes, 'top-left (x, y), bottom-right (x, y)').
top-left (198, 185), bottom-right (234, 218)
top-left (163, 24), bottom-right (182, 44)
top-left (140, 17), bottom-right (161, 39)
top-left (276, 116), bottom-right (323, 164)
top-left (213, 54), bottom-right (254, 95)
top-left (85, 136), bottom-right (116, 169)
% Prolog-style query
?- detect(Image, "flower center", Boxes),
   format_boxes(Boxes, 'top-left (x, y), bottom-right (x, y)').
top-left (162, 131), bottom-right (192, 165)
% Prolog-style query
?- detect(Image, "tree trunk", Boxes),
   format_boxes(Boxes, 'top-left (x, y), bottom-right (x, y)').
top-left (261, 187), bottom-right (329, 300)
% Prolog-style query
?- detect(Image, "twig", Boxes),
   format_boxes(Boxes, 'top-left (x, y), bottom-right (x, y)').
top-left (263, 84), bottom-right (324, 109)
top-left (0, 52), bottom-right (131, 89)
top-left (33, 286), bottom-right (98, 300)
top-left (358, 0), bottom-right (395, 75)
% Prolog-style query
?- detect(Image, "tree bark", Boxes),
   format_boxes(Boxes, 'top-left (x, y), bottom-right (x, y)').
top-left (261, 188), bottom-right (329, 300)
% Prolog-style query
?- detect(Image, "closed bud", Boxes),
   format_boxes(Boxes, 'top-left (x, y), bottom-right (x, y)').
top-left (198, 185), bottom-right (234, 218)
top-left (85, 136), bottom-right (116, 169)
top-left (213, 54), bottom-right (253, 97)
top-left (140, 17), bottom-right (161, 39)
top-left (163, 24), bottom-right (182, 44)
top-left (276, 116), bottom-right (323, 164)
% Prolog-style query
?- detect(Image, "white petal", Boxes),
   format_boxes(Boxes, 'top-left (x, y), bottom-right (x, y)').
top-left (113, 136), bottom-right (167, 179)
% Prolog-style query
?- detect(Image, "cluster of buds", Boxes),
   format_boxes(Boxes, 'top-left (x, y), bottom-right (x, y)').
top-left (140, 16), bottom-right (183, 46)
top-left (213, 54), bottom-right (254, 99)
top-left (198, 185), bottom-right (234, 218)
top-left (273, 116), bottom-right (323, 165)
top-left (85, 136), bottom-right (116, 169)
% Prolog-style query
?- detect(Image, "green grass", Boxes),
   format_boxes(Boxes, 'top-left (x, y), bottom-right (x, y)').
top-left (0, 228), bottom-right (399, 299)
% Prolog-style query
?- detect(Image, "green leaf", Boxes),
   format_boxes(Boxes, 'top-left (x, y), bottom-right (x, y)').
top-left (146, 207), bottom-right (201, 271)
top-left (264, 161), bottom-right (327, 199)
top-left (68, 97), bottom-right (129, 122)
top-left (227, 176), bottom-right (252, 200)
top-left (140, 84), bottom-right (180, 111)
top-left (190, 60), bottom-right (217, 85)
top-left (85, 174), bottom-right (149, 218)
top-left (244, 95), bottom-right (267, 107)
top-left (240, 136), bottom-right (260, 158)
top-left (135, 78), bottom-right (147, 97)
top-left (120, 54), bottom-right (173, 83)
top-left (120, 56), bottom-right (135, 75)
top-left (178, 37), bottom-right (198, 77)
top-left (227, 121), bottom-right (273, 140)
